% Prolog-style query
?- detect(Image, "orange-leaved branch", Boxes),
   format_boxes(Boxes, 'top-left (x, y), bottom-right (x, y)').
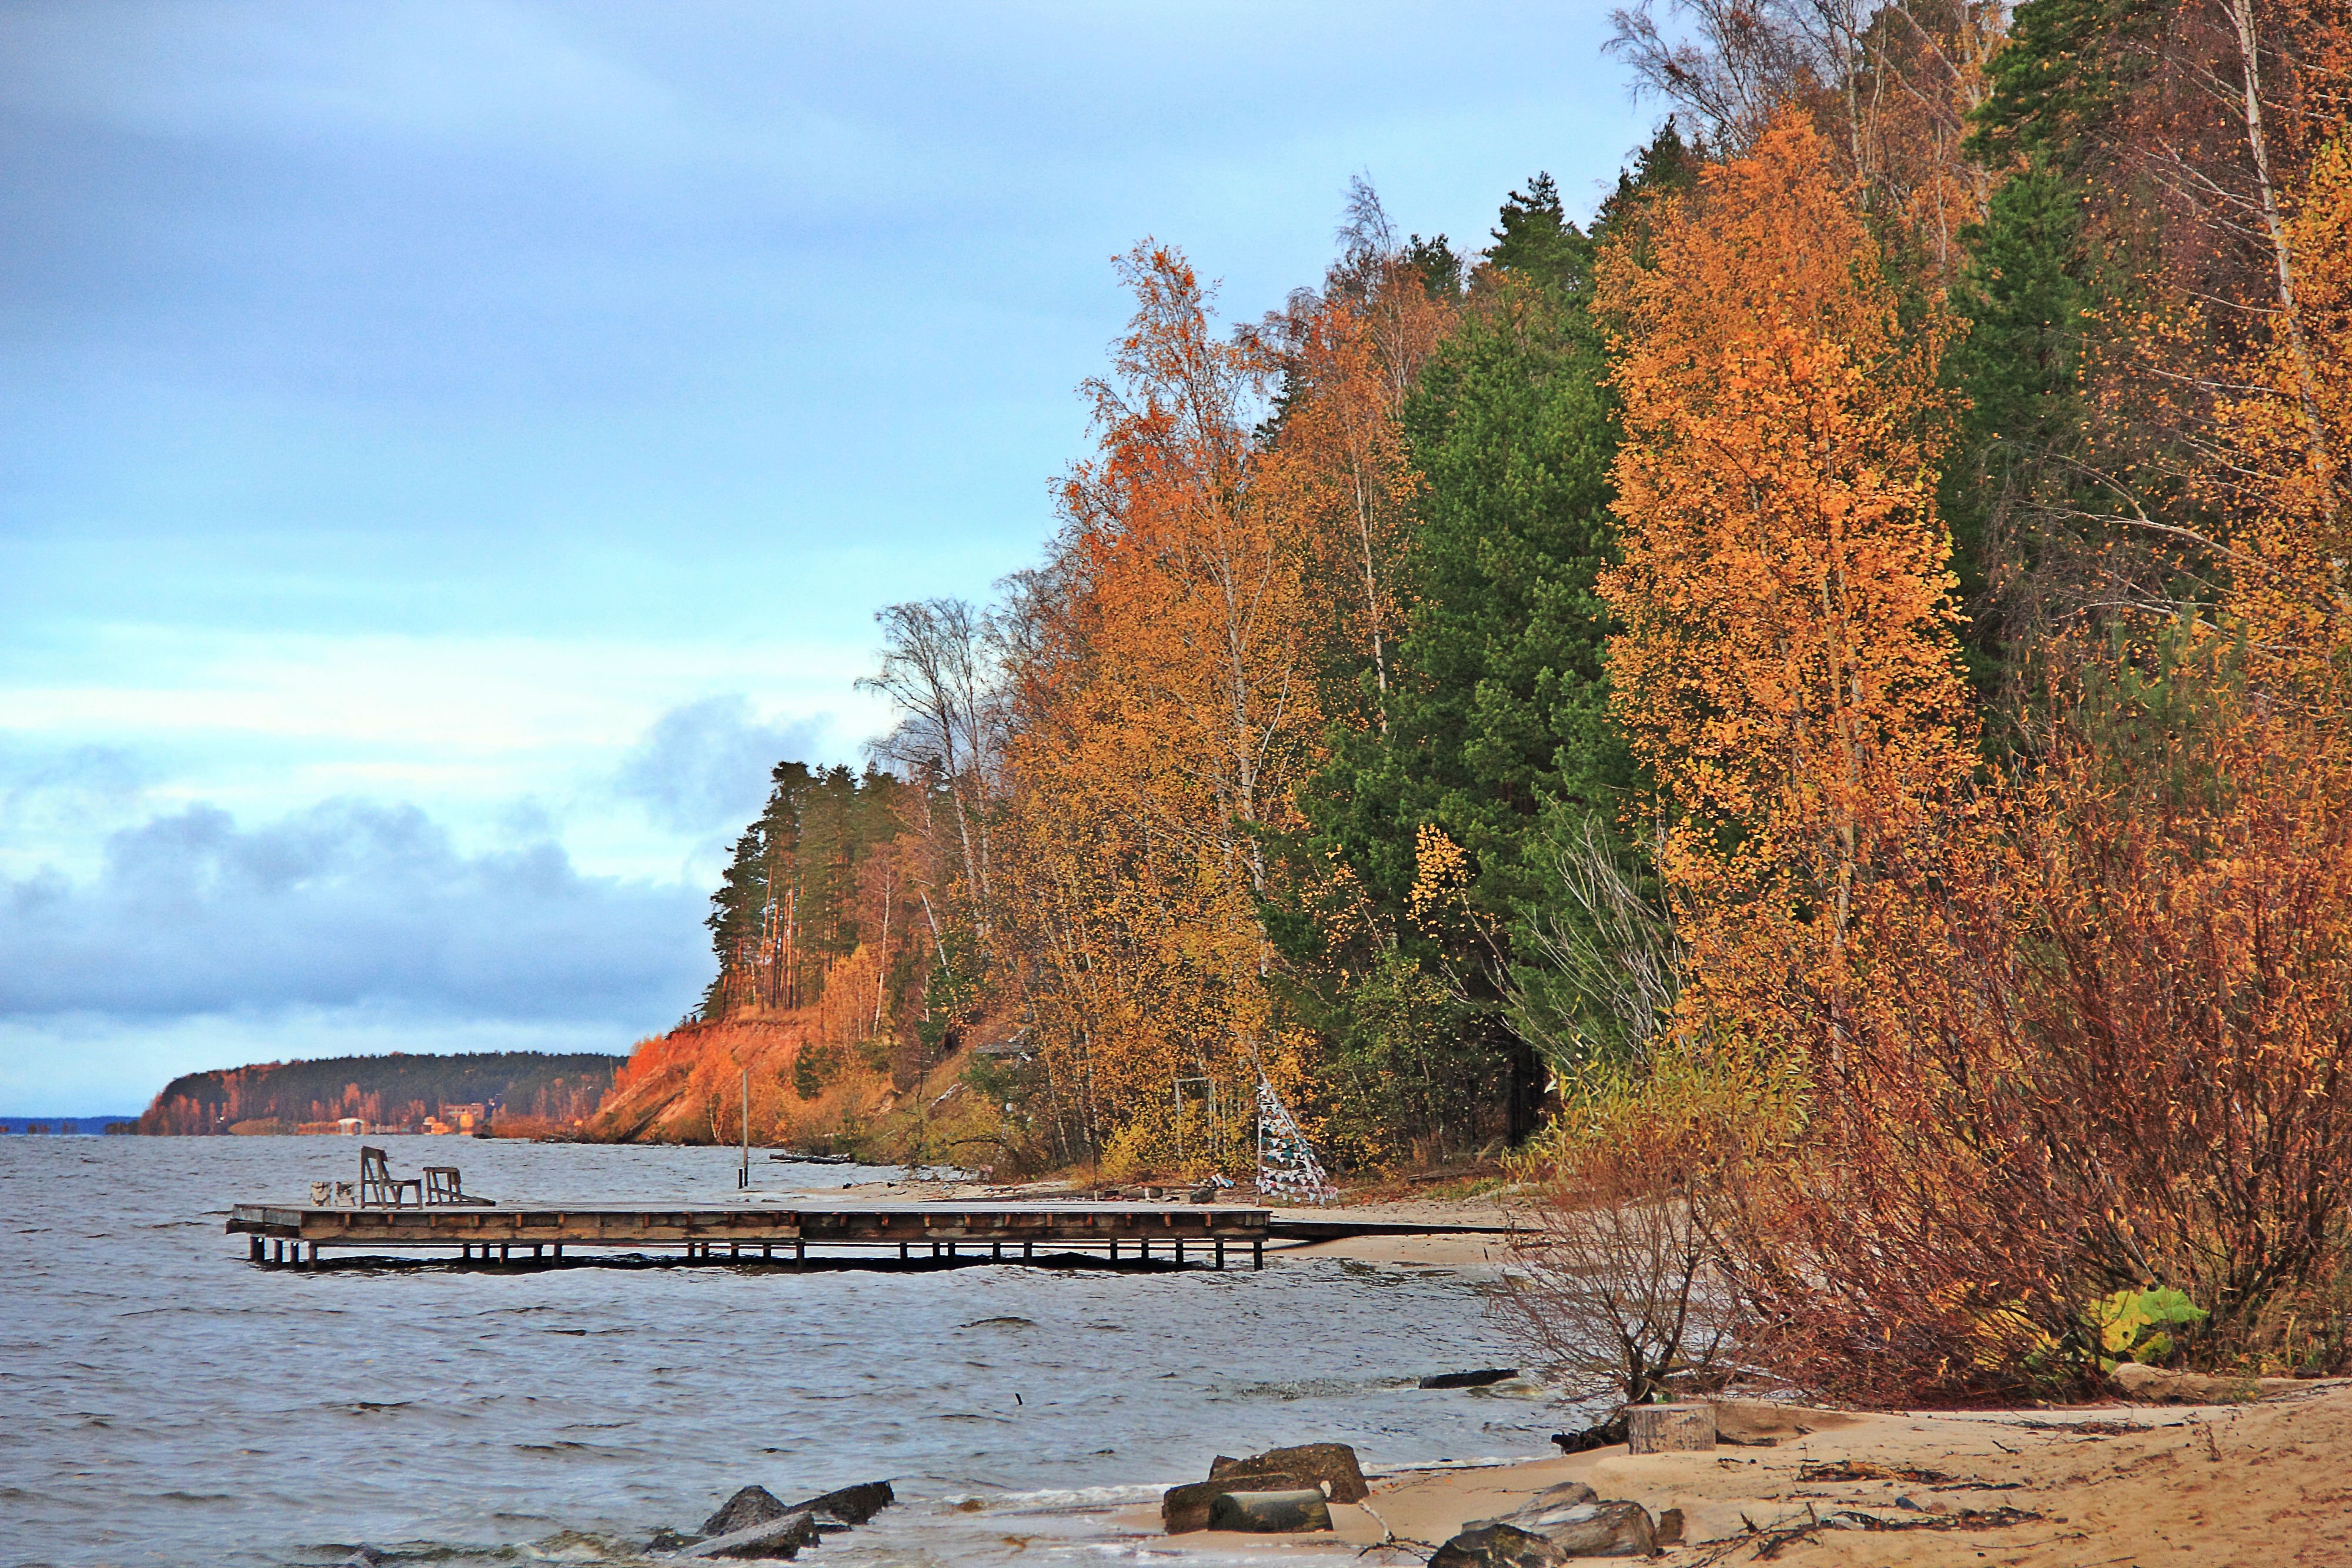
top-left (1598, 110), bottom-right (1975, 965)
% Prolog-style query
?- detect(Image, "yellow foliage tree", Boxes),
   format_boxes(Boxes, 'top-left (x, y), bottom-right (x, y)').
top-left (1598, 111), bottom-right (1976, 984)
top-left (2216, 128), bottom-right (2352, 703)
top-left (993, 244), bottom-right (1324, 1170)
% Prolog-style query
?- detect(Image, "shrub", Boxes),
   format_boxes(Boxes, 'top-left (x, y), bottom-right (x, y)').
top-left (1702, 629), bottom-right (2352, 1399)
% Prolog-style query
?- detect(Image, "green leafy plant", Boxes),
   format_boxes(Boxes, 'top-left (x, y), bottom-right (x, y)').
top-left (2090, 1287), bottom-right (2208, 1370)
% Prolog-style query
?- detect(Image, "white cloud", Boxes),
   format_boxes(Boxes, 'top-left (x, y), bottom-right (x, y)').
top-left (615, 694), bottom-right (836, 836)
top-left (0, 796), bottom-right (709, 1092)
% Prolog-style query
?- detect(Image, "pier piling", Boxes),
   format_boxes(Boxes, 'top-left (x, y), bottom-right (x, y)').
top-left (226, 1199), bottom-right (1298, 1273)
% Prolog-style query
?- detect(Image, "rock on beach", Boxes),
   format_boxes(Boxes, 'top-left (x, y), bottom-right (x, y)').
top-left (676, 1511), bottom-right (818, 1560)
top-left (789, 1480), bottom-right (895, 1524)
top-left (702, 1486), bottom-right (790, 1537)
top-left (1429, 1522), bottom-right (1574, 1567)
top-left (1162, 1472), bottom-right (1309, 1532)
top-left (1459, 1484), bottom-right (1658, 1559)
top-left (1205, 1488), bottom-right (1334, 1533)
top-left (1210, 1442), bottom-right (1368, 1503)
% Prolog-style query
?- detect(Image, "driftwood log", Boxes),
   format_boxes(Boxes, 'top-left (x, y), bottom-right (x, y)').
top-left (1626, 1403), bottom-right (1717, 1453)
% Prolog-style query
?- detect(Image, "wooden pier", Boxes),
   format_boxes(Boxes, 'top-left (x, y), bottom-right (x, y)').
top-left (227, 1201), bottom-right (1273, 1271)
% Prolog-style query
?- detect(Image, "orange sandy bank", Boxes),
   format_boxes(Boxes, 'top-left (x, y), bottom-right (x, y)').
top-left (1111, 1386), bottom-right (2352, 1566)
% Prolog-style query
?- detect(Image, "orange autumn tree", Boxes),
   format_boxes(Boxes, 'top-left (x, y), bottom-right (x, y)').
top-left (992, 243), bottom-right (1325, 1174)
top-left (2214, 126), bottom-right (2352, 701)
top-left (1599, 110), bottom-right (1975, 973)
top-left (1255, 214), bottom-right (1455, 731)
top-left (1569, 111), bottom-right (1982, 1392)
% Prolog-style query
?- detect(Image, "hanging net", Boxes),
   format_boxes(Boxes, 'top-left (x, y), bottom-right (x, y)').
top-left (1254, 1076), bottom-right (1336, 1205)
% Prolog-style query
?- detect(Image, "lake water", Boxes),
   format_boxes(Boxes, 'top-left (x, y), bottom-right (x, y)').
top-left (4, 1136), bottom-right (1569, 1567)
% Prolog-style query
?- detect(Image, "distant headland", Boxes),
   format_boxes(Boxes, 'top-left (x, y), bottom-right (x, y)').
top-left (135, 1051), bottom-right (622, 1137)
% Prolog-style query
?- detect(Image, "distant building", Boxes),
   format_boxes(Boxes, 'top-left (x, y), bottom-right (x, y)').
top-left (296, 1116), bottom-right (380, 1135)
top-left (425, 1103), bottom-right (490, 1135)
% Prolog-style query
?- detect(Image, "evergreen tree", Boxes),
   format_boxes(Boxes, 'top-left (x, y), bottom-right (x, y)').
top-left (1405, 233), bottom-right (1464, 300)
top-left (1966, 0), bottom-right (2144, 176)
top-left (1941, 158), bottom-right (2098, 694)
top-left (1282, 132), bottom-right (1694, 1153)
top-left (698, 761), bottom-right (906, 1019)
top-left (1485, 172), bottom-right (1585, 293)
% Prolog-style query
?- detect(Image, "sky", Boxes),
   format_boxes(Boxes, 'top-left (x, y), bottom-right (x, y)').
top-left (0, 1), bottom-right (1657, 1114)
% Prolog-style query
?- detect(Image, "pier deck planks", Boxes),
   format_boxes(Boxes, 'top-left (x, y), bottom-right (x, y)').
top-left (226, 1201), bottom-right (1269, 1253)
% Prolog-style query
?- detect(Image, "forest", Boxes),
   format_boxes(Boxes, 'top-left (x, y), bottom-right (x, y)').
top-left (138, 1051), bottom-right (620, 1136)
top-left (636, 0), bottom-right (2352, 1393)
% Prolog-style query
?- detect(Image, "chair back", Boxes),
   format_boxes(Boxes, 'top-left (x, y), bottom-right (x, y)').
top-left (358, 1145), bottom-right (392, 1204)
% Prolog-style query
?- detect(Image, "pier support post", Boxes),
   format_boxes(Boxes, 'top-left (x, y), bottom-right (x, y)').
top-left (761, 1243), bottom-right (771, 1261)
top-left (1023, 1239), bottom-right (1033, 1261)
top-left (272, 1239), bottom-right (284, 1265)
top-left (249, 1236), bottom-right (263, 1262)
top-left (553, 1243), bottom-right (563, 1261)
top-left (947, 1241), bottom-right (957, 1259)
top-left (899, 1241), bottom-right (908, 1262)
top-left (499, 1243), bottom-right (510, 1263)
top-left (1252, 1239), bottom-right (1264, 1270)
top-left (1176, 1238), bottom-right (1184, 1265)
top-left (1215, 1239), bottom-right (1225, 1271)
top-left (794, 1238), bottom-right (805, 1264)
top-left (991, 1241), bottom-right (1001, 1262)
top-left (1108, 1238), bottom-right (1118, 1263)
top-left (532, 1243), bottom-right (543, 1261)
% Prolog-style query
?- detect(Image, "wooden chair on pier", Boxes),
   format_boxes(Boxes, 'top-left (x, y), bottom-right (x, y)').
top-left (358, 1146), bottom-right (423, 1208)
top-left (423, 1166), bottom-right (493, 1206)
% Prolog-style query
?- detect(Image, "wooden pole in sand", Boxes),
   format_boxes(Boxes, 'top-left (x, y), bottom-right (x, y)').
top-left (1626, 1405), bottom-right (1716, 1453)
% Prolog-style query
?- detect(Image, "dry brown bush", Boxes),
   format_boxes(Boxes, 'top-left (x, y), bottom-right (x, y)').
top-left (1699, 631), bottom-right (2352, 1400)
top-left (1498, 1155), bottom-right (1746, 1407)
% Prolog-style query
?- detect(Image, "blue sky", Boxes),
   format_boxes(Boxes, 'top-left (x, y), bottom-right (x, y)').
top-left (0, 1), bottom-right (1654, 1112)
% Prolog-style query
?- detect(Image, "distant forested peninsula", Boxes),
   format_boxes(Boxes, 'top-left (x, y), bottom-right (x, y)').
top-left (138, 1051), bottom-right (622, 1136)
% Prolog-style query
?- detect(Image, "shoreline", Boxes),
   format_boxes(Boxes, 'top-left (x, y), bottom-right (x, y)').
top-left (1081, 1385), bottom-right (2352, 1564)
top-left (797, 1183), bottom-right (2346, 1566)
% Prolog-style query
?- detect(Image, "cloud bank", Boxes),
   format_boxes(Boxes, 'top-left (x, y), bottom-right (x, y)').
top-left (4, 797), bottom-right (706, 1019)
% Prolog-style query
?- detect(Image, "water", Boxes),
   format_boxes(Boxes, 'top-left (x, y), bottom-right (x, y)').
top-left (4, 1137), bottom-right (1566, 1567)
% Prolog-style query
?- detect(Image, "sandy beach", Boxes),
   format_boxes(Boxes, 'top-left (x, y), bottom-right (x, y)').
top-left (1111, 1385), bottom-right (2352, 1565)
top-left (787, 1176), bottom-right (2352, 1564)
top-left (874, 1186), bottom-right (2346, 1568)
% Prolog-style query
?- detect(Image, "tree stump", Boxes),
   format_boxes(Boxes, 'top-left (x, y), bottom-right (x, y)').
top-left (1626, 1403), bottom-right (1717, 1453)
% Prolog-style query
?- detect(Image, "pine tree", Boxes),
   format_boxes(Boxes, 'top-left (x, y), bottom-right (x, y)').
top-left (1940, 157), bottom-right (2098, 693)
top-left (1284, 132), bottom-right (1699, 1151)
